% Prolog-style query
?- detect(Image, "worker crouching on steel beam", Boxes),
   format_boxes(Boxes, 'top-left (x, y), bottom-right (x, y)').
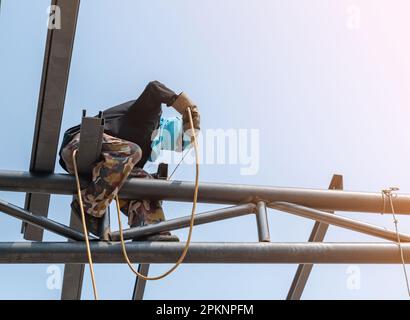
top-left (58, 81), bottom-right (200, 241)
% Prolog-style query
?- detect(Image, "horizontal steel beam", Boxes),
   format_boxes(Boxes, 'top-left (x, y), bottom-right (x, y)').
top-left (0, 242), bottom-right (409, 264)
top-left (1, 171), bottom-right (410, 214)
top-left (110, 204), bottom-right (256, 241)
top-left (269, 202), bottom-right (410, 242)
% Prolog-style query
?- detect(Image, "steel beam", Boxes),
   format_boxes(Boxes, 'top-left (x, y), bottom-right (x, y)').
top-left (0, 242), bottom-right (409, 264)
top-left (62, 116), bottom-right (105, 300)
top-left (256, 201), bottom-right (270, 242)
top-left (0, 199), bottom-right (93, 241)
top-left (130, 163), bottom-right (168, 301)
top-left (287, 174), bottom-right (342, 300)
top-left (110, 204), bottom-right (256, 241)
top-left (23, 0), bottom-right (80, 240)
top-left (132, 264), bottom-right (149, 300)
top-left (269, 202), bottom-right (410, 243)
top-left (3, 171), bottom-right (410, 214)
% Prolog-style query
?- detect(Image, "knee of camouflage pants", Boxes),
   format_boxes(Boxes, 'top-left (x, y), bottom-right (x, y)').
top-left (61, 133), bottom-right (143, 219)
top-left (82, 135), bottom-right (143, 218)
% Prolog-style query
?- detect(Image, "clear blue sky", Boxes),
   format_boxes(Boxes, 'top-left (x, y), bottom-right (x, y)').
top-left (1, 0), bottom-right (410, 299)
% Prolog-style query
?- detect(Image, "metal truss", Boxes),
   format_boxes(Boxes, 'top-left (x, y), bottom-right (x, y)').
top-left (2, 171), bottom-right (410, 214)
top-left (1, 170), bottom-right (410, 299)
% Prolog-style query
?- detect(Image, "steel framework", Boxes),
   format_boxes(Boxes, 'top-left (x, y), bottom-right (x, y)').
top-left (1, 170), bottom-right (410, 299)
top-left (2, 0), bottom-right (409, 301)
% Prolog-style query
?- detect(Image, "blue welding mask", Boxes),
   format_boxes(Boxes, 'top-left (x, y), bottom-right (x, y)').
top-left (149, 116), bottom-right (190, 162)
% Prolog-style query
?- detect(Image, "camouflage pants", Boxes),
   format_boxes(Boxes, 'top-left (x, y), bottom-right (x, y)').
top-left (61, 133), bottom-right (166, 227)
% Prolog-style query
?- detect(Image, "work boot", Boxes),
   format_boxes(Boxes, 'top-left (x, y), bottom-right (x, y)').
top-left (133, 231), bottom-right (180, 242)
top-left (71, 198), bottom-right (102, 238)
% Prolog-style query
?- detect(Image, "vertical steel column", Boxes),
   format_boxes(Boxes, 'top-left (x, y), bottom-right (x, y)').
top-left (131, 164), bottom-right (168, 301)
top-left (286, 174), bottom-right (343, 300)
top-left (61, 212), bottom-right (85, 300)
top-left (23, 0), bottom-right (80, 240)
top-left (256, 201), bottom-right (270, 242)
top-left (61, 116), bottom-right (105, 300)
top-left (132, 264), bottom-right (150, 300)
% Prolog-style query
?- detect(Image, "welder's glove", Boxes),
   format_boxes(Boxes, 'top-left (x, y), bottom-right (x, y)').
top-left (182, 105), bottom-right (201, 132)
top-left (172, 92), bottom-right (201, 132)
top-left (172, 92), bottom-right (194, 114)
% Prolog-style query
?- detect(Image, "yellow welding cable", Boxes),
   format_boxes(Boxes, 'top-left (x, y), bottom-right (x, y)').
top-left (114, 106), bottom-right (199, 280)
top-left (72, 149), bottom-right (99, 300)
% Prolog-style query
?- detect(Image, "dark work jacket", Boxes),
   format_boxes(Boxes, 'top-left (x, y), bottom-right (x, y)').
top-left (58, 81), bottom-right (178, 172)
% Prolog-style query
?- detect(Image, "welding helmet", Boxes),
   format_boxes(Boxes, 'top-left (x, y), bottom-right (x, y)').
top-left (149, 116), bottom-right (190, 162)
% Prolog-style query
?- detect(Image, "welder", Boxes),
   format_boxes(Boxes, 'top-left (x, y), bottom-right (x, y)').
top-left (58, 81), bottom-right (200, 241)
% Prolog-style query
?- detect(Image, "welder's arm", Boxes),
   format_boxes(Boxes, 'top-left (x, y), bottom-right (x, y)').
top-left (133, 80), bottom-right (200, 130)
top-left (133, 81), bottom-right (179, 113)
top-left (146, 81), bottom-right (201, 131)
